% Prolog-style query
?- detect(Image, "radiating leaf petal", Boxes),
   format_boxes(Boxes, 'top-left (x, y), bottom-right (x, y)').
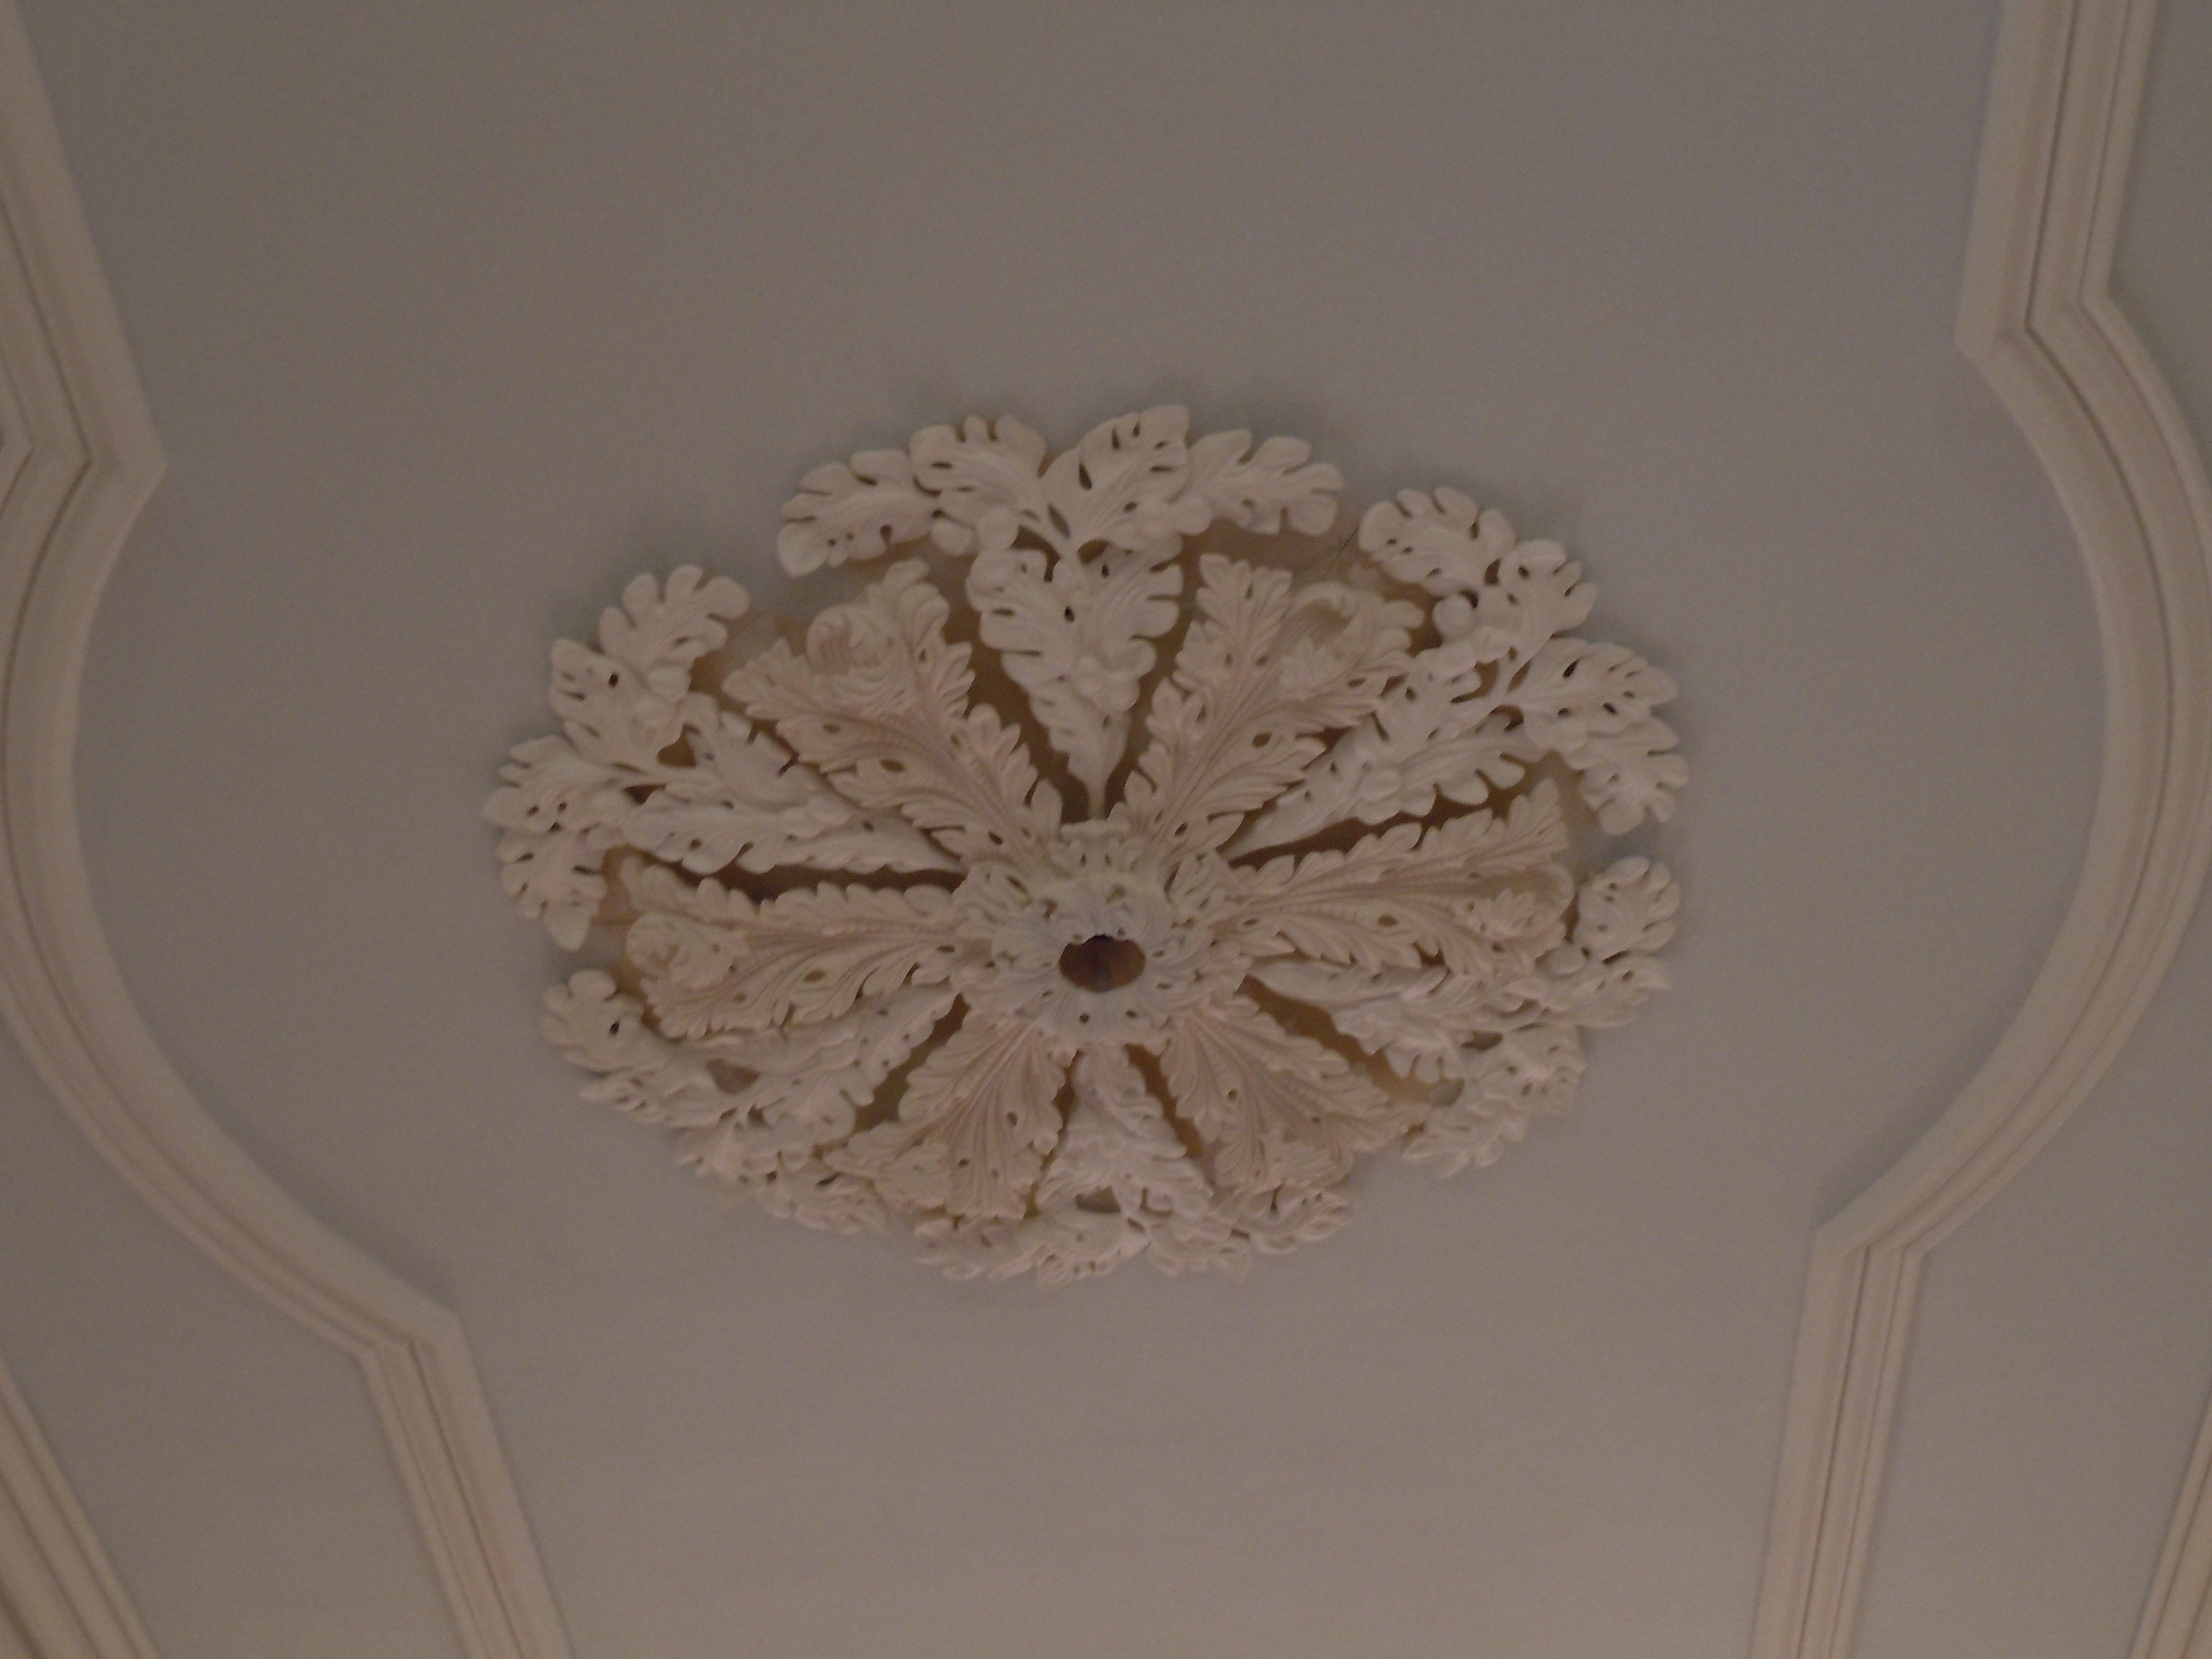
top-left (1221, 785), bottom-right (1571, 973)
top-left (834, 1016), bottom-right (1070, 1221)
top-left (1118, 555), bottom-right (1416, 855)
top-left (625, 865), bottom-right (979, 1037)
top-left (1160, 995), bottom-right (1408, 1196)
top-left (727, 561), bottom-right (1061, 863)
top-left (624, 709), bottom-right (958, 877)
top-left (967, 541), bottom-right (1182, 807)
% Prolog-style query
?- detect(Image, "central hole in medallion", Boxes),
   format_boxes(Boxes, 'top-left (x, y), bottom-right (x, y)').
top-left (1058, 934), bottom-right (1147, 993)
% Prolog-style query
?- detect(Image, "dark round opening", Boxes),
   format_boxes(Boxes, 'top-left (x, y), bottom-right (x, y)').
top-left (1057, 934), bottom-right (1147, 992)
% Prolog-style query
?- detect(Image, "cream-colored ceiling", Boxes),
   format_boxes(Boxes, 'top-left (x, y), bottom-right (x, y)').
top-left (0, 3), bottom-right (2205, 1657)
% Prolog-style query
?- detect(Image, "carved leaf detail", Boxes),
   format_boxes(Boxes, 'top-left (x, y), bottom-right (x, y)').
top-left (1572, 719), bottom-right (1690, 835)
top-left (917, 1047), bottom-right (1247, 1286)
top-left (1488, 638), bottom-right (1685, 834)
top-left (491, 819), bottom-right (612, 951)
top-left (1119, 555), bottom-right (1417, 854)
top-left (542, 970), bottom-right (732, 1128)
top-left (489, 569), bottom-right (755, 942)
top-left (1403, 1026), bottom-right (1587, 1177)
top-left (491, 709), bottom-right (956, 948)
top-left (967, 540), bottom-right (1183, 807)
top-left (1039, 1050), bottom-right (1193, 1200)
top-left (1239, 716), bottom-right (1523, 855)
top-left (599, 567), bottom-right (755, 684)
top-left (1358, 487), bottom-right (1520, 597)
top-left (1457, 538), bottom-right (1599, 662)
top-left (727, 561), bottom-right (1061, 863)
top-left (1249, 498), bottom-right (1683, 844)
top-left (1232, 632), bottom-right (1511, 853)
top-left (907, 415), bottom-right (1051, 555)
top-left (497, 413), bottom-right (1686, 1282)
top-left (783, 406), bottom-right (1344, 566)
top-left (1222, 786), bottom-right (1571, 973)
top-left (703, 984), bottom-right (958, 1140)
top-left (1184, 429), bottom-right (1343, 536)
top-left (835, 1016), bottom-right (1070, 1221)
top-left (1507, 951), bottom-right (1671, 1031)
top-left (541, 971), bottom-right (896, 1233)
top-left (1231, 1185), bottom-right (1356, 1254)
top-left (1504, 639), bottom-right (1673, 747)
top-left (625, 865), bottom-right (977, 1038)
top-left (1246, 961), bottom-right (1488, 1083)
top-left (487, 734), bottom-right (631, 845)
top-left (1160, 996), bottom-right (1407, 1197)
top-left (1440, 899), bottom-right (1674, 1038)
top-left (915, 1210), bottom-right (1150, 1288)
top-left (1573, 858), bottom-right (1680, 958)
top-left (1038, 405), bottom-right (1207, 555)
top-left (550, 570), bottom-right (751, 768)
top-left (777, 449), bottom-right (936, 576)
top-left (623, 709), bottom-right (956, 878)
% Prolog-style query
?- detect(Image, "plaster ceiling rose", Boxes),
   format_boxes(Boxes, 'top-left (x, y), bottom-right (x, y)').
top-left (488, 408), bottom-right (1686, 1285)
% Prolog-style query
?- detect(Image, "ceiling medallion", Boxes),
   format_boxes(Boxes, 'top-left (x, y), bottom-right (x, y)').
top-left (488, 408), bottom-right (1686, 1285)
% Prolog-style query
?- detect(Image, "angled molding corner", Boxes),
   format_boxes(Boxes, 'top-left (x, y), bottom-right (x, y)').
top-left (0, 7), bottom-right (570, 1658)
top-left (0, 1354), bottom-right (155, 1659)
top-left (1751, 1), bottom-right (2212, 1655)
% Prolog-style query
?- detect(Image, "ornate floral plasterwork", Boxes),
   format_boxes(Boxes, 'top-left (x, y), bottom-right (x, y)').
top-left (488, 408), bottom-right (1685, 1284)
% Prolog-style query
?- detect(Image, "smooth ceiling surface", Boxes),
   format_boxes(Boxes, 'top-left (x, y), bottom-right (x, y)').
top-left (19, 3), bottom-right (2115, 1656)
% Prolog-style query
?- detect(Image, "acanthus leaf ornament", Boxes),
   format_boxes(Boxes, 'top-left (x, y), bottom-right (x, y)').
top-left (492, 407), bottom-right (1687, 1283)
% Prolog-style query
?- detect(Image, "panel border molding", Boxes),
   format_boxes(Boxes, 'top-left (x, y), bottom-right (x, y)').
top-left (0, 7), bottom-right (570, 1658)
top-left (1749, 0), bottom-right (2212, 1654)
top-left (0, 1353), bottom-right (154, 1659)
top-left (2135, 1397), bottom-right (2212, 1659)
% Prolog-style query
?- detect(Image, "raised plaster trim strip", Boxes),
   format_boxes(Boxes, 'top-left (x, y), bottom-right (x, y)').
top-left (2134, 1390), bottom-right (2212, 1659)
top-left (1749, 0), bottom-right (2212, 1654)
top-left (0, 7), bottom-right (570, 1658)
top-left (0, 1353), bottom-right (154, 1659)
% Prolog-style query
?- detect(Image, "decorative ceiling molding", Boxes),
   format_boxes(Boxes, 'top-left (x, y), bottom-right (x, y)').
top-left (491, 416), bottom-right (1685, 1284)
top-left (0, 8), bottom-right (569, 1658)
top-left (0, 1352), bottom-right (154, 1659)
top-left (2135, 1393), bottom-right (2212, 1659)
top-left (1750, 1), bottom-right (2212, 1655)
